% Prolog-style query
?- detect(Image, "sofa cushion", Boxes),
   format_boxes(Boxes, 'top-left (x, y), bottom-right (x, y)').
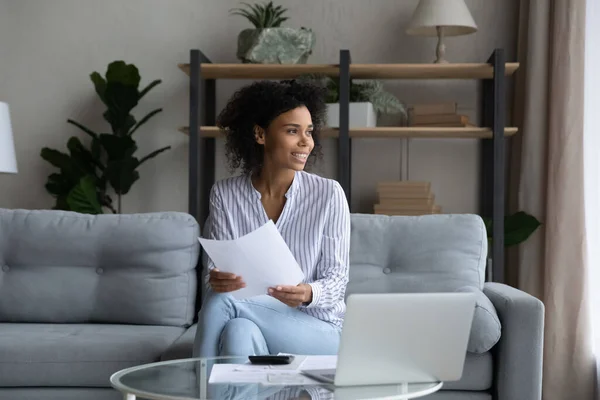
top-left (347, 213), bottom-right (500, 353)
top-left (424, 393), bottom-right (490, 400)
top-left (0, 388), bottom-right (122, 400)
top-left (455, 286), bottom-right (501, 354)
top-left (0, 209), bottom-right (199, 327)
top-left (443, 351), bottom-right (493, 391)
top-left (0, 323), bottom-right (185, 387)
top-left (161, 324), bottom-right (198, 361)
top-left (158, 323), bottom-right (492, 391)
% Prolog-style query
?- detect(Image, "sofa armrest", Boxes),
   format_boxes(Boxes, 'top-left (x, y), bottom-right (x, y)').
top-left (160, 324), bottom-right (197, 361)
top-left (483, 282), bottom-right (544, 400)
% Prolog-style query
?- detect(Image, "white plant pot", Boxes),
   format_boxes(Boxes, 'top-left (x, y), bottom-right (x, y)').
top-left (326, 102), bottom-right (377, 128)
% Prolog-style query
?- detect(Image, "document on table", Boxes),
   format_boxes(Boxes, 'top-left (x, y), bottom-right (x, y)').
top-left (198, 220), bottom-right (305, 300)
top-left (207, 355), bottom-right (338, 385)
top-left (208, 364), bottom-right (318, 385)
top-left (298, 355), bottom-right (337, 371)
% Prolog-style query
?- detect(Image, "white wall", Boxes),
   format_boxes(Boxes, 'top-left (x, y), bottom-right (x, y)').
top-left (0, 0), bottom-right (518, 214)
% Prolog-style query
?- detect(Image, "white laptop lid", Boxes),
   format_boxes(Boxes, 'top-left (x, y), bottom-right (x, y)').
top-left (333, 292), bottom-right (476, 386)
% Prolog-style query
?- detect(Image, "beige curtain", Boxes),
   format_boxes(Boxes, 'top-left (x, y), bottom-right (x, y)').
top-left (508, 0), bottom-right (596, 398)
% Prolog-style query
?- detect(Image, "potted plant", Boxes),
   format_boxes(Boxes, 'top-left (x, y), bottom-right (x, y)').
top-left (298, 74), bottom-right (407, 128)
top-left (230, 1), bottom-right (315, 64)
top-left (40, 61), bottom-right (170, 214)
top-left (483, 211), bottom-right (542, 273)
top-left (483, 211), bottom-right (542, 248)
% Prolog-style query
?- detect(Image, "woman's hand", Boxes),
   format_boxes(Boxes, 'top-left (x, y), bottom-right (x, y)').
top-left (269, 283), bottom-right (312, 307)
top-left (209, 268), bottom-right (246, 293)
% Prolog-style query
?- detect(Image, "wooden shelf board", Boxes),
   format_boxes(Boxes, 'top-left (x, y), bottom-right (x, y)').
top-left (350, 63), bottom-right (519, 79)
top-left (178, 62), bottom-right (519, 79)
top-left (178, 126), bottom-right (518, 139)
top-left (178, 63), bottom-right (339, 79)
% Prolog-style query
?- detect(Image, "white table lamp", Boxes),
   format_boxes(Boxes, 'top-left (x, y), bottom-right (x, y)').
top-left (0, 102), bottom-right (18, 174)
top-left (406, 0), bottom-right (478, 63)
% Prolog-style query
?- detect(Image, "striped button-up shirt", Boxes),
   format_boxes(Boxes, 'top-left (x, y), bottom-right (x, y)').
top-left (205, 170), bottom-right (351, 327)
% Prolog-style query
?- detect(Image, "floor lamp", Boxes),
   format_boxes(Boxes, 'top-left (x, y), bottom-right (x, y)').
top-left (0, 102), bottom-right (18, 175)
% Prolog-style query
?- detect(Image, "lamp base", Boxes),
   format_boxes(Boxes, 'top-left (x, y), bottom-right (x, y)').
top-left (434, 26), bottom-right (448, 64)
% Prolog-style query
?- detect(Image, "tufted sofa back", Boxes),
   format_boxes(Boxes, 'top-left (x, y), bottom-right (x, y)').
top-left (0, 209), bottom-right (199, 327)
top-left (200, 212), bottom-right (488, 297)
top-left (347, 213), bottom-right (487, 296)
top-left (198, 211), bottom-right (498, 352)
top-left (346, 213), bottom-right (500, 354)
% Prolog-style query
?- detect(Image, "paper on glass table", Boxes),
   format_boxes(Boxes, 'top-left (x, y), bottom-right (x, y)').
top-left (298, 355), bottom-right (337, 370)
top-left (208, 356), bottom-right (337, 385)
top-left (198, 220), bottom-right (305, 300)
top-left (208, 364), bottom-right (319, 385)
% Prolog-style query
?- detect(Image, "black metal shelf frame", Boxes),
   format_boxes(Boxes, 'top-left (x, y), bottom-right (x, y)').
top-left (186, 48), bottom-right (509, 284)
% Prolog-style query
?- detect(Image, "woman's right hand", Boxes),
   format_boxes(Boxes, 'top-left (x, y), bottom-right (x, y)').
top-left (208, 268), bottom-right (246, 293)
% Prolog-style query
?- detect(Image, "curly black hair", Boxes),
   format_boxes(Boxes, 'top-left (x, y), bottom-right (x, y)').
top-left (217, 79), bottom-right (328, 175)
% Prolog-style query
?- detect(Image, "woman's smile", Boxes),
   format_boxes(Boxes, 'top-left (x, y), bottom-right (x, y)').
top-left (291, 152), bottom-right (309, 163)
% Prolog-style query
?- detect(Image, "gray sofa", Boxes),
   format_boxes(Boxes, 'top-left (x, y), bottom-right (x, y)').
top-left (0, 208), bottom-right (544, 400)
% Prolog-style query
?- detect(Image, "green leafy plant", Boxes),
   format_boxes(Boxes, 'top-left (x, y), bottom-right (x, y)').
top-left (297, 74), bottom-right (406, 116)
top-left (229, 1), bottom-right (289, 28)
top-left (483, 211), bottom-right (542, 248)
top-left (41, 61), bottom-right (170, 214)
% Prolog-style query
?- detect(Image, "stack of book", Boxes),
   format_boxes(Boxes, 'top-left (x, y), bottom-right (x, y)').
top-left (408, 102), bottom-right (472, 127)
top-left (373, 181), bottom-right (442, 216)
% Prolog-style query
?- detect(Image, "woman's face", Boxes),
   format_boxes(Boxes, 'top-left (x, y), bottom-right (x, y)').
top-left (256, 106), bottom-right (315, 172)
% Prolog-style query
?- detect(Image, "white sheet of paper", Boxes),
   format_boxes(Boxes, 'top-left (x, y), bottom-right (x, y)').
top-left (198, 220), bottom-right (305, 299)
top-left (208, 364), bottom-right (319, 385)
top-left (298, 355), bottom-right (338, 371)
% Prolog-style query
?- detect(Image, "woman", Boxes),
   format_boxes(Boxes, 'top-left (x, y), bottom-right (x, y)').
top-left (193, 79), bottom-right (350, 358)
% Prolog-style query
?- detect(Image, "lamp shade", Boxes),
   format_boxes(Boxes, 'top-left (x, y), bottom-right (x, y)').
top-left (0, 102), bottom-right (17, 174)
top-left (406, 0), bottom-right (478, 37)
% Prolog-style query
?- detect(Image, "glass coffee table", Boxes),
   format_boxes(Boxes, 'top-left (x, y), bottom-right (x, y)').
top-left (110, 357), bottom-right (442, 400)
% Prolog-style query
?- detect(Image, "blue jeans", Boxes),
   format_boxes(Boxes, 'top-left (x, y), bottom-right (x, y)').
top-left (193, 290), bottom-right (342, 357)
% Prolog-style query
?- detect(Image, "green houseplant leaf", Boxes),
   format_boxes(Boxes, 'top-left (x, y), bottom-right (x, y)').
top-left (138, 79), bottom-right (162, 101)
top-left (263, 3), bottom-right (272, 26)
top-left (91, 136), bottom-right (102, 161)
top-left (297, 74), bottom-right (405, 115)
top-left (230, 7), bottom-right (262, 28)
top-left (105, 60), bottom-right (141, 87)
top-left (40, 147), bottom-right (83, 184)
top-left (98, 133), bottom-right (137, 161)
top-left (504, 211), bottom-right (542, 246)
top-left (67, 137), bottom-right (104, 173)
top-left (230, 1), bottom-right (289, 28)
top-left (90, 72), bottom-right (107, 103)
top-left (103, 84), bottom-right (139, 136)
top-left (45, 172), bottom-right (72, 197)
top-left (482, 211), bottom-right (542, 247)
top-left (45, 173), bottom-right (74, 211)
top-left (105, 157), bottom-right (140, 196)
top-left (41, 141), bottom-right (105, 212)
top-left (42, 60), bottom-right (169, 214)
top-left (93, 61), bottom-right (143, 136)
top-left (129, 108), bottom-right (162, 136)
top-left (66, 119), bottom-right (98, 139)
top-left (66, 175), bottom-right (103, 214)
top-left (138, 146), bottom-right (171, 166)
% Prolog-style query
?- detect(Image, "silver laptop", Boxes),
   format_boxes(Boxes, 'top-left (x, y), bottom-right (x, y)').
top-left (301, 292), bottom-right (476, 387)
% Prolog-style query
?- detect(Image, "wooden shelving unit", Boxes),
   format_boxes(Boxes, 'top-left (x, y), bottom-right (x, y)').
top-left (178, 126), bottom-right (518, 139)
top-left (180, 49), bottom-right (518, 283)
top-left (177, 62), bottom-right (519, 80)
top-left (178, 63), bottom-right (340, 79)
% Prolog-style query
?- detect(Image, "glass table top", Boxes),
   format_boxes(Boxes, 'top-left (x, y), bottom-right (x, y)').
top-left (110, 357), bottom-right (442, 400)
